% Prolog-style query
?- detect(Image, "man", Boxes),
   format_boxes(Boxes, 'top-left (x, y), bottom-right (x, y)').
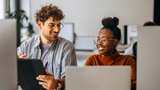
top-left (85, 17), bottom-right (136, 90)
top-left (17, 4), bottom-right (77, 90)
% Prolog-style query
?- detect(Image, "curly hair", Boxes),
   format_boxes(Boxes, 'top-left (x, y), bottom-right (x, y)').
top-left (35, 4), bottom-right (65, 24)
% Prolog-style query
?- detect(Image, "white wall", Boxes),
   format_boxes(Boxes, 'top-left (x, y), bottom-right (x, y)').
top-left (20, 0), bottom-right (30, 26)
top-left (30, 0), bottom-right (153, 43)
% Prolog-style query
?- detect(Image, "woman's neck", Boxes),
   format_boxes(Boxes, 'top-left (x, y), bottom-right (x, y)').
top-left (103, 49), bottom-right (116, 56)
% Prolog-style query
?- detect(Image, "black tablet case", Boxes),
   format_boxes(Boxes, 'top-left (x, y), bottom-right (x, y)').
top-left (18, 59), bottom-right (47, 90)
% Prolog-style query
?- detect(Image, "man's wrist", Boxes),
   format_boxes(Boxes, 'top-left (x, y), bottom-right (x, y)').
top-left (57, 80), bottom-right (62, 90)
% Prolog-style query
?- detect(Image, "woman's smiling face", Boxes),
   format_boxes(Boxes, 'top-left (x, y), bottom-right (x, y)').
top-left (96, 29), bottom-right (118, 56)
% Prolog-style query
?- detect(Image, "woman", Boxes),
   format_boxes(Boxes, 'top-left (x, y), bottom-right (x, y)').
top-left (84, 17), bottom-right (136, 90)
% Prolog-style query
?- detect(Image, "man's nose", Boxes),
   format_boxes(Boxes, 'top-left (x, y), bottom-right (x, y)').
top-left (53, 26), bottom-right (59, 32)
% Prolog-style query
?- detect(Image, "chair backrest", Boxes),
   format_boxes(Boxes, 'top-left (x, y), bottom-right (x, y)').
top-left (132, 42), bottom-right (137, 62)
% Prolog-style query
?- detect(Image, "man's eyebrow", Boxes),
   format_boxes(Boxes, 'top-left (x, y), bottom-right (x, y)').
top-left (48, 22), bottom-right (61, 24)
top-left (48, 23), bottom-right (55, 24)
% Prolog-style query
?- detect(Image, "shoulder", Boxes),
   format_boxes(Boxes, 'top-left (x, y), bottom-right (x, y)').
top-left (84, 54), bottom-right (101, 66)
top-left (57, 36), bottom-right (74, 49)
top-left (17, 36), bottom-right (39, 54)
top-left (21, 36), bottom-right (39, 46)
top-left (58, 36), bottom-right (73, 44)
top-left (19, 36), bottom-right (39, 49)
top-left (120, 54), bottom-right (134, 61)
top-left (121, 55), bottom-right (136, 65)
top-left (125, 55), bottom-right (135, 61)
top-left (24, 36), bottom-right (38, 43)
top-left (87, 54), bottom-right (101, 62)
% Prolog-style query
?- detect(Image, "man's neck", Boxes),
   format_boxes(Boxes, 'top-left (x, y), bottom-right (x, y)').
top-left (40, 35), bottom-right (52, 45)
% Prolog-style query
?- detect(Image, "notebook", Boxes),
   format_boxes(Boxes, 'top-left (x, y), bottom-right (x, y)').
top-left (18, 59), bottom-right (46, 90)
top-left (66, 66), bottom-right (131, 90)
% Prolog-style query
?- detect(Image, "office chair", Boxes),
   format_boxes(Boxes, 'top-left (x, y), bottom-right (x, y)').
top-left (132, 42), bottom-right (137, 63)
top-left (130, 42), bottom-right (137, 84)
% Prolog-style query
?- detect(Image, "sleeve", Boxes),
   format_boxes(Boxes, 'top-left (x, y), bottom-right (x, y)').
top-left (61, 46), bottom-right (77, 78)
top-left (84, 55), bottom-right (94, 66)
top-left (127, 56), bottom-right (136, 84)
top-left (17, 42), bottom-right (25, 55)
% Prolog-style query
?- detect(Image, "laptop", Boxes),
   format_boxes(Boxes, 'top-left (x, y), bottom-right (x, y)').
top-left (66, 66), bottom-right (131, 90)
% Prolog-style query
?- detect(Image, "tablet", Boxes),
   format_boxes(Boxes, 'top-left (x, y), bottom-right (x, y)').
top-left (18, 59), bottom-right (47, 90)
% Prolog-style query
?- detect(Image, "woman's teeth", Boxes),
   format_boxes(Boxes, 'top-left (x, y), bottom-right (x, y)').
top-left (99, 47), bottom-right (104, 50)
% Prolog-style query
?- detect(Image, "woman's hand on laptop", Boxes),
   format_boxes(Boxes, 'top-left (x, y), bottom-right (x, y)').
top-left (17, 53), bottom-right (27, 58)
top-left (36, 71), bottom-right (58, 90)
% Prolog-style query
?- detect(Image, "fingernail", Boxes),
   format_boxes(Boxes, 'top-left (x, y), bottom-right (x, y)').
top-left (38, 76), bottom-right (42, 78)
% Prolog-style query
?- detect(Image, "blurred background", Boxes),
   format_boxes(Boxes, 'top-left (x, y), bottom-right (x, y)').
top-left (1, 0), bottom-right (160, 45)
top-left (0, 0), bottom-right (160, 66)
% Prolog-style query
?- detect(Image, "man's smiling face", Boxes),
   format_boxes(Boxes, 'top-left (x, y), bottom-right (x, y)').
top-left (39, 17), bottom-right (62, 42)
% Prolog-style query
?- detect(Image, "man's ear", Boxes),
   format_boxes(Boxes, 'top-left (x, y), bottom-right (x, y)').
top-left (113, 39), bottom-right (119, 46)
top-left (38, 21), bottom-right (42, 29)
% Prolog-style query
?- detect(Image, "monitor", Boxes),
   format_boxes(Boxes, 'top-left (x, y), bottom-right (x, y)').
top-left (59, 23), bottom-right (74, 43)
top-left (0, 19), bottom-right (17, 90)
top-left (124, 25), bottom-right (142, 45)
top-left (66, 66), bottom-right (131, 90)
top-left (137, 26), bottom-right (160, 90)
top-left (75, 36), bottom-right (95, 51)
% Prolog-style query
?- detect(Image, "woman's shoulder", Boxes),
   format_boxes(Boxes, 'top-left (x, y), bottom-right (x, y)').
top-left (119, 54), bottom-right (133, 59)
top-left (120, 54), bottom-right (136, 65)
